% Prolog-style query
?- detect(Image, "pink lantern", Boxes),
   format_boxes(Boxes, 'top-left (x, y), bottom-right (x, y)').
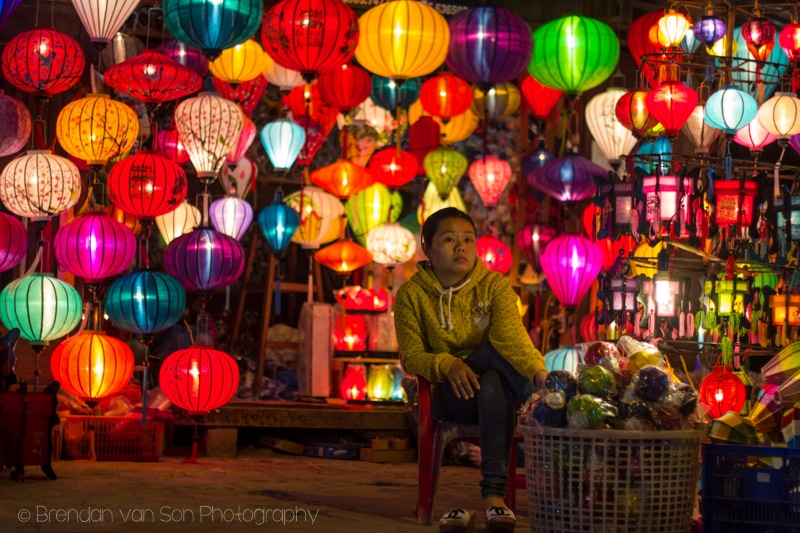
top-left (209, 194), bottom-right (253, 241)
top-left (540, 234), bottom-right (603, 309)
top-left (0, 91), bottom-right (31, 157)
top-left (0, 212), bottom-right (27, 272)
top-left (735, 117), bottom-right (777, 158)
top-left (468, 156), bottom-right (512, 207)
top-left (156, 125), bottom-right (190, 164)
top-left (642, 175), bottom-right (693, 226)
top-left (476, 235), bottom-right (512, 274)
top-left (225, 114), bottom-right (256, 165)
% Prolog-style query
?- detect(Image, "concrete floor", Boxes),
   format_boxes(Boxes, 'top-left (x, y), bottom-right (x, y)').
top-left (0, 448), bottom-right (531, 533)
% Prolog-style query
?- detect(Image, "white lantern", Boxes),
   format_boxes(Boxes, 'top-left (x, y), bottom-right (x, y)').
top-left (155, 200), bottom-right (201, 246)
top-left (584, 87), bottom-right (637, 168)
top-left (366, 223), bottom-right (416, 267)
top-left (71, 0), bottom-right (140, 47)
top-left (263, 50), bottom-right (304, 92)
top-left (0, 150), bottom-right (81, 221)
top-left (682, 104), bottom-right (722, 154)
top-left (757, 91), bottom-right (800, 143)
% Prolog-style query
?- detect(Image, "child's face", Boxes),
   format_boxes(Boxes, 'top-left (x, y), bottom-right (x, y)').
top-left (425, 218), bottom-right (477, 285)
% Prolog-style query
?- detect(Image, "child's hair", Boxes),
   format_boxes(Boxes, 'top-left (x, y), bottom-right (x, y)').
top-left (420, 207), bottom-right (476, 251)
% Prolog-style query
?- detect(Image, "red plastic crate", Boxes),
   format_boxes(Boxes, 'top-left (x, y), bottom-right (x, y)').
top-left (59, 415), bottom-right (164, 461)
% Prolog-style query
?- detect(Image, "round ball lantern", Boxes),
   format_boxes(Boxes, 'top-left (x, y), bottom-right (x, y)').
top-left (369, 147), bottom-right (418, 188)
top-left (345, 183), bottom-right (391, 246)
top-left (585, 88), bottom-right (637, 167)
top-left (420, 73), bottom-right (473, 122)
top-left (0, 212), bottom-right (27, 273)
top-left (284, 186), bottom-right (343, 249)
top-left (259, 191), bottom-right (301, 256)
top-left (615, 88), bottom-right (659, 138)
top-left (526, 152), bottom-right (606, 206)
top-left (779, 22), bottom-right (800, 63)
top-left (260, 120), bottom-right (306, 171)
top-left (0, 91), bottom-right (31, 157)
top-left (210, 194), bottom-right (253, 241)
top-left (366, 223), bottom-right (416, 266)
top-left (355, 0), bottom-right (449, 81)
top-left (1, 28), bottom-right (85, 99)
top-left (0, 0), bottom-right (21, 32)
top-left (695, 14), bottom-right (727, 47)
top-left (699, 365), bottom-right (747, 419)
top-left (159, 345), bottom-right (239, 416)
top-left (471, 82), bottom-right (521, 121)
top-left (107, 151), bottom-right (188, 221)
top-left (103, 49), bottom-right (202, 105)
top-left (165, 227), bottom-right (245, 294)
top-left (735, 116), bottom-right (777, 157)
top-left (56, 93), bottom-right (139, 167)
top-left (50, 330), bottom-right (134, 404)
top-left (262, 0), bottom-right (359, 80)
top-left (72, 0), bottom-right (140, 47)
top-left (104, 269), bottom-right (186, 335)
top-left (209, 39), bottom-right (266, 84)
top-left (539, 233), bottom-right (603, 309)
top-left (164, 0), bottom-right (262, 60)
top-left (370, 75), bottom-right (421, 112)
top-left (54, 212), bottom-right (137, 285)
top-left (156, 200), bottom-right (201, 246)
top-left (423, 147), bottom-right (468, 200)
top-left (0, 273), bottom-right (82, 347)
top-left (544, 346), bottom-right (585, 375)
top-left (476, 235), bottom-right (512, 274)
top-left (468, 156), bottom-right (512, 207)
top-left (646, 81), bottom-right (699, 139)
top-left (446, 6), bottom-right (533, 89)
top-left (757, 91), bottom-right (800, 142)
top-left (262, 50), bottom-right (304, 91)
top-left (0, 149), bottom-right (82, 221)
top-left (528, 15), bottom-right (619, 95)
top-left (656, 8), bottom-right (691, 48)
top-left (311, 160), bottom-right (374, 199)
top-left (520, 75), bottom-right (563, 121)
top-left (317, 63), bottom-right (372, 113)
top-left (704, 85), bottom-right (758, 135)
top-left (156, 125), bottom-right (190, 164)
top-left (158, 39), bottom-right (209, 77)
top-left (174, 92), bottom-right (244, 182)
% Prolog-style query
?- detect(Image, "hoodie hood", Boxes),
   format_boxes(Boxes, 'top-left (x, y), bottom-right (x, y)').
top-left (411, 259), bottom-right (490, 330)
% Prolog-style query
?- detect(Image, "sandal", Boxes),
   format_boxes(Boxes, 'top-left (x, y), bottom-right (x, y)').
top-left (438, 508), bottom-right (475, 533)
top-left (485, 506), bottom-right (516, 533)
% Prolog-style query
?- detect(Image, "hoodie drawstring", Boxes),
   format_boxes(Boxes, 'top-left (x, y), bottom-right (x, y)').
top-left (436, 278), bottom-right (471, 331)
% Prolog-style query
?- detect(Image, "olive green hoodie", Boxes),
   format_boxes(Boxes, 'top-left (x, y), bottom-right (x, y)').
top-left (394, 258), bottom-right (546, 384)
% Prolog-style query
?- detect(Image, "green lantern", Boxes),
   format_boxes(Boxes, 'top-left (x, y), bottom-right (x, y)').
top-left (346, 183), bottom-right (392, 246)
top-left (389, 190), bottom-right (403, 223)
top-left (528, 15), bottom-right (620, 95)
top-left (423, 147), bottom-right (468, 200)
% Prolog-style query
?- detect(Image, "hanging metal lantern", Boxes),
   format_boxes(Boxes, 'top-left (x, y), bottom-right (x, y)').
top-left (260, 119), bottom-right (306, 171)
top-left (585, 87), bottom-right (637, 168)
top-left (156, 200), bottom-right (201, 246)
top-left (369, 147), bottom-right (418, 189)
top-left (284, 186), bottom-right (342, 249)
top-left (470, 82), bottom-right (520, 121)
top-left (539, 233), bottom-right (603, 309)
top-left (370, 75), bottom-right (421, 112)
top-left (366, 223), bottom-right (416, 267)
top-left (163, 0), bottom-right (262, 59)
top-left (423, 147), bottom-right (468, 200)
top-left (103, 49), bottom-right (202, 106)
top-left (0, 91), bottom-right (31, 157)
top-left (345, 183), bottom-right (391, 246)
top-left (476, 235), bottom-right (512, 274)
top-left (259, 190), bottom-right (301, 256)
top-left (104, 269), bottom-right (186, 335)
top-left (420, 73), bottom-right (473, 122)
top-left (107, 151), bottom-right (188, 221)
top-left (159, 345), bottom-right (239, 415)
top-left (0, 212), bottom-right (27, 273)
top-left (468, 156), bottom-right (512, 207)
top-left (311, 159), bottom-right (374, 199)
top-left (158, 38), bottom-right (209, 77)
top-left (210, 194), bottom-right (253, 241)
top-left (71, 0), bottom-right (140, 48)
top-left (165, 227), bottom-right (245, 294)
top-left (209, 39), bottom-right (267, 84)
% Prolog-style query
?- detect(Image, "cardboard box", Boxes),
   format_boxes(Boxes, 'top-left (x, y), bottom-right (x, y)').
top-left (360, 447), bottom-right (417, 463)
top-left (297, 302), bottom-right (333, 398)
top-left (305, 442), bottom-right (361, 460)
top-left (260, 437), bottom-right (306, 455)
top-left (367, 313), bottom-right (398, 352)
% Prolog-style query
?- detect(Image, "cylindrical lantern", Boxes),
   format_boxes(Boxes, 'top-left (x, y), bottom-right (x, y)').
top-left (165, 227), bottom-right (245, 293)
top-left (209, 39), bottom-right (266, 84)
top-left (585, 88), bottom-right (637, 167)
top-left (420, 73), bottom-right (473, 122)
top-left (0, 212), bottom-right (27, 273)
top-left (699, 365), bottom-right (747, 419)
top-left (1, 28), bottom-right (85, 98)
top-left (156, 200), bottom-right (201, 246)
top-left (715, 179), bottom-right (759, 228)
top-left (468, 156), bottom-right (512, 207)
top-left (470, 82), bottom-right (520, 121)
top-left (71, 0), bottom-right (140, 47)
top-left (210, 194), bottom-right (253, 241)
top-left (423, 147), bottom-right (468, 200)
top-left (340, 363), bottom-right (367, 400)
top-left (284, 186), bottom-right (343, 249)
top-left (260, 120), bottom-right (306, 171)
top-left (158, 39), bottom-right (209, 77)
top-left (345, 183), bottom-right (391, 246)
top-left (107, 151), bottom-right (188, 221)
top-left (317, 63), bottom-right (372, 113)
top-left (159, 346), bottom-right (240, 415)
top-left (369, 148), bottom-right (418, 189)
top-left (104, 270), bottom-right (186, 335)
top-left (539, 234), bottom-right (603, 309)
top-left (646, 81), bottom-right (699, 138)
top-left (311, 160), bottom-right (374, 199)
top-left (259, 191), bottom-right (301, 256)
top-left (104, 49), bottom-right (203, 106)
top-left (0, 91), bottom-right (31, 157)
top-left (704, 85), bottom-right (758, 134)
top-left (476, 235), bottom-right (512, 274)
top-left (164, 0), bottom-right (262, 59)
top-left (366, 223), bottom-right (416, 267)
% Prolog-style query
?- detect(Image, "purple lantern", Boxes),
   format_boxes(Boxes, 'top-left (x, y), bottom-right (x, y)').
top-left (446, 6), bottom-right (533, 89)
top-left (526, 151), bottom-right (607, 206)
top-left (0, 211), bottom-right (27, 272)
top-left (0, 90), bottom-right (31, 157)
top-left (158, 39), bottom-right (209, 78)
top-left (164, 227), bottom-right (245, 294)
top-left (54, 212), bottom-right (137, 285)
top-left (540, 233), bottom-right (603, 309)
top-left (209, 194), bottom-right (253, 241)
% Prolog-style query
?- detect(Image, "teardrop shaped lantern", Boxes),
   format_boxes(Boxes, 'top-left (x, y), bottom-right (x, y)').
top-left (315, 238), bottom-right (372, 275)
top-left (212, 76), bottom-right (269, 118)
top-left (345, 183), bottom-right (391, 245)
top-left (539, 233), bottom-right (603, 309)
top-left (355, 0), bottom-right (450, 81)
top-left (585, 87), bottom-right (637, 168)
top-left (476, 235), bottom-right (512, 274)
top-left (210, 194), bottom-right (253, 240)
top-left (259, 190), bottom-right (301, 256)
top-left (284, 186), bottom-right (343, 249)
top-left (366, 223), bottom-right (416, 267)
top-left (420, 73), bottom-right (473, 122)
top-left (107, 151), bottom-right (188, 221)
top-left (516, 223), bottom-right (556, 272)
top-left (317, 63), bottom-right (372, 114)
top-left (71, 0), bottom-right (140, 47)
top-left (174, 91), bottom-right (244, 182)
top-left (54, 211), bottom-right (137, 285)
top-left (1, 28), bottom-right (85, 99)
top-left (103, 49), bottom-right (202, 105)
top-left (209, 39), bottom-right (267, 84)
top-left (104, 269), bottom-right (186, 335)
top-left (520, 75), bottom-right (563, 122)
top-left (311, 160), bottom-right (374, 199)
top-left (158, 39), bottom-right (209, 77)
top-left (615, 88), bottom-right (659, 139)
top-left (423, 147), bottom-right (468, 200)
top-left (470, 82), bottom-right (520, 121)
top-left (0, 212), bottom-right (27, 273)
top-left (370, 75), bottom-right (422, 112)
top-left (165, 227), bottom-right (245, 293)
top-left (704, 85), bottom-right (758, 135)
top-left (526, 151), bottom-right (606, 206)
top-left (159, 345), bottom-right (240, 416)
top-left (468, 156), bottom-right (512, 207)
top-left (56, 93), bottom-right (139, 167)
top-left (0, 150), bottom-right (82, 221)
top-left (369, 147), bottom-right (418, 188)
top-left (734, 116), bottom-right (777, 157)
top-left (262, 50), bottom-right (305, 91)
top-left (260, 120), bottom-right (306, 171)
top-left (699, 365), bottom-right (747, 419)
top-left (156, 200), bottom-right (201, 246)
top-left (164, 0), bottom-right (262, 60)
top-left (646, 81), bottom-right (699, 139)
top-left (0, 91), bottom-right (32, 157)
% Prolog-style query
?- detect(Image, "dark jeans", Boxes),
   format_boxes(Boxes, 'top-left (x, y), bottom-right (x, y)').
top-left (432, 340), bottom-right (535, 498)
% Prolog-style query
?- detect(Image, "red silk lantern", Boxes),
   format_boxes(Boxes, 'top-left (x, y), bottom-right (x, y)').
top-left (539, 233), bottom-right (603, 309)
top-left (519, 75), bottom-right (563, 121)
top-left (0, 212), bottom-right (27, 272)
top-left (262, 0), bottom-right (359, 80)
top-left (699, 365), bottom-right (747, 419)
top-left (368, 147), bottom-right (418, 188)
top-left (779, 22), bottom-right (800, 64)
top-left (645, 81), bottom-right (698, 138)
top-left (742, 16), bottom-right (776, 64)
top-left (283, 83), bottom-right (338, 133)
top-left (476, 235), bottom-right (512, 274)
top-left (107, 151), bottom-right (188, 221)
top-left (615, 88), bottom-right (659, 138)
top-left (340, 363), bottom-right (367, 400)
top-left (1, 27), bottom-right (85, 99)
top-left (159, 346), bottom-right (240, 416)
top-left (408, 116), bottom-right (441, 176)
top-left (627, 11), bottom-right (664, 87)
top-left (516, 223), bottom-right (556, 270)
top-left (580, 313), bottom-right (598, 342)
top-left (103, 49), bottom-right (202, 105)
top-left (317, 63), bottom-right (372, 113)
top-left (311, 159), bottom-right (374, 199)
top-left (420, 73), bottom-right (473, 122)
top-left (210, 75), bottom-right (268, 117)
top-left (468, 156), bottom-right (512, 207)
top-left (226, 114), bottom-right (257, 165)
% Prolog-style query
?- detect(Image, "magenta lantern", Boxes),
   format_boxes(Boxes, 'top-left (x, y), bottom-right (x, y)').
top-left (226, 114), bottom-right (256, 165)
top-left (540, 233), bottom-right (603, 309)
top-left (159, 345), bottom-right (239, 416)
top-left (156, 126), bottom-right (190, 164)
top-left (164, 227), bottom-right (245, 294)
top-left (0, 91), bottom-right (31, 157)
top-left (0, 212), bottom-right (27, 272)
top-left (476, 235), bottom-right (512, 274)
top-left (468, 156), bottom-right (512, 207)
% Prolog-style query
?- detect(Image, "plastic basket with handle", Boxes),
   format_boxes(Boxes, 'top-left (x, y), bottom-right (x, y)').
top-left (520, 424), bottom-right (703, 533)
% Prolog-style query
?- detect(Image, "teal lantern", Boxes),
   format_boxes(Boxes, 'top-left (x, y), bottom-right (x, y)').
top-left (704, 85), bottom-right (758, 135)
top-left (371, 75), bottom-right (421, 112)
top-left (104, 270), bottom-right (186, 336)
top-left (260, 120), bottom-right (306, 172)
top-left (259, 190), bottom-right (300, 257)
top-left (163, 0), bottom-right (262, 60)
top-left (528, 15), bottom-right (619, 95)
top-left (544, 345), bottom-right (586, 376)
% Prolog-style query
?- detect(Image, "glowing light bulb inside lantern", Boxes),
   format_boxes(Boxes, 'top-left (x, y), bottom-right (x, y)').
top-left (348, 386), bottom-right (359, 399)
top-left (655, 278), bottom-right (672, 306)
top-left (393, 24), bottom-right (404, 37)
top-left (304, 89), bottom-right (311, 99)
top-left (38, 38), bottom-right (51, 57)
top-left (190, 360), bottom-right (200, 397)
top-left (487, 172), bottom-right (495, 183)
top-left (570, 248), bottom-right (581, 270)
top-left (134, 290), bottom-right (144, 302)
top-left (389, 162), bottom-right (397, 171)
top-left (301, 17), bottom-right (310, 27)
top-left (488, 88), bottom-right (495, 96)
top-left (439, 90), bottom-right (447, 97)
top-left (715, 388), bottom-right (723, 403)
top-left (88, 234), bottom-right (98, 253)
top-left (388, 81), bottom-right (396, 89)
top-left (28, 172), bottom-right (39, 186)
top-left (566, 27), bottom-right (576, 49)
top-left (145, 64), bottom-right (157, 76)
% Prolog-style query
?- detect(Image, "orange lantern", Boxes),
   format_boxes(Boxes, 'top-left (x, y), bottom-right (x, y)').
top-left (340, 363), bottom-right (367, 400)
top-left (315, 238), bottom-right (372, 275)
top-left (699, 365), bottom-right (747, 419)
top-left (311, 160), bottom-right (374, 199)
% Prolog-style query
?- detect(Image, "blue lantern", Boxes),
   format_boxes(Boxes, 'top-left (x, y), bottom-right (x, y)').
top-left (163, 0), bottom-right (262, 59)
top-left (704, 85), bottom-right (758, 135)
top-left (730, 26), bottom-right (789, 102)
top-left (634, 137), bottom-right (673, 176)
top-left (521, 141), bottom-right (555, 177)
top-left (370, 75), bottom-right (421, 112)
top-left (259, 191), bottom-right (300, 256)
top-left (104, 270), bottom-right (186, 336)
top-left (260, 120), bottom-right (306, 172)
top-left (544, 346), bottom-right (586, 376)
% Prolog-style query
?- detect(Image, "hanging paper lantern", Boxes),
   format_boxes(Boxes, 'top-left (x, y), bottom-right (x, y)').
top-left (730, 27), bottom-right (789, 101)
top-left (56, 93), bottom-right (139, 167)
top-left (0, 273), bottom-right (82, 347)
top-left (156, 200), bottom-right (201, 246)
top-left (311, 160), bottom-right (374, 199)
top-left (0, 150), bottom-right (82, 221)
top-left (339, 96), bottom-right (394, 134)
top-left (283, 83), bottom-right (338, 133)
top-left (418, 181), bottom-right (467, 224)
top-left (107, 151), bottom-right (188, 221)
top-left (757, 91), bottom-right (800, 141)
top-left (158, 39), bottom-right (208, 77)
top-left (164, 0), bottom-right (262, 59)
top-left (262, 50), bottom-right (304, 91)
top-left (159, 346), bottom-right (239, 416)
top-left (694, 14), bottom-right (727, 46)
top-left (317, 63), bottom-right (372, 113)
top-left (408, 116), bottom-right (441, 175)
top-left (699, 365), bottom-right (747, 419)
top-left (209, 39), bottom-right (267, 84)
top-left (340, 363), bottom-right (367, 400)
top-left (0, 91), bottom-right (31, 157)
top-left (446, 6), bottom-right (532, 89)
top-left (1, 28), bottom-right (85, 98)
top-left (210, 194), bottom-right (253, 240)
top-left (585, 87), bottom-right (637, 167)
top-left (476, 235), bottom-right (512, 274)
top-left (0, 0), bottom-right (21, 32)
top-left (656, 8), bottom-right (691, 48)
top-left (262, 0), bottom-right (359, 80)
top-left (174, 92), bottom-right (244, 182)
top-left (165, 227), bottom-right (245, 293)
top-left (779, 23), bottom-right (800, 63)
top-left (468, 156), bottom-right (512, 207)
top-left (682, 104), bottom-right (723, 154)
top-left (528, 15), bottom-right (619, 95)
top-left (615, 88), bottom-right (659, 138)
top-left (285, 186), bottom-right (343, 249)
top-left (742, 16), bottom-right (776, 64)
top-left (315, 238), bottom-right (372, 275)
top-left (156, 125), bottom-right (190, 164)
top-left (646, 81), bottom-right (698, 138)
top-left (368, 147), bottom-right (418, 189)
top-left (519, 75), bottom-right (563, 121)
top-left (225, 115), bottom-right (256, 166)
top-left (366, 223), bottom-right (416, 266)
top-left (104, 49), bottom-right (202, 106)
top-left (423, 147), bottom-right (468, 200)
top-left (345, 183), bottom-right (391, 246)
top-left (71, 0), bottom-right (139, 48)
top-left (420, 73), bottom-right (473, 122)
top-left (54, 212), bottom-right (137, 285)
top-left (544, 346), bottom-right (585, 375)
top-left (0, 213), bottom-right (27, 273)
top-left (471, 82), bottom-right (520, 121)
top-left (260, 119), bottom-right (306, 172)
top-left (680, 27), bottom-right (699, 54)
top-left (439, 109), bottom-right (480, 145)
top-left (51, 329), bottom-right (134, 404)
top-left (704, 85), bottom-right (758, 134)
top-left (104, 270), bottom-right (186, 335)
top-left (355, 0), bottom-right (449, 81)
top-left (259, 191), bottom-right (301, 256)
top-left (527, 152), bottom-right (606, 206)
top-left (370, 75), bottom-right (421, 112)
top-left (539, 233), bottom-right (603, 309)
top-left (516, 223), bottom-right (556, 271)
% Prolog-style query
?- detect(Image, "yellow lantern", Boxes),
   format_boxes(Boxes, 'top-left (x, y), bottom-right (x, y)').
top-left (355, 0), bottom-right (450, 81)
top-left (408, 100), bottom-right (479, 145)
top-left (285, 186), bottom-right (344, 249)
top-left (417, 180), bottom-right (466, 224)
top-left (56, 93), bottom-right (139, 167)
top-left (209, 39), bottom-right (267, 85)
top-left (367, 364), bottom-right (395, 400)
top-left (155, 200), bottom-right (201, 246)
top-left (630, 240), bottom-right (662, 278)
